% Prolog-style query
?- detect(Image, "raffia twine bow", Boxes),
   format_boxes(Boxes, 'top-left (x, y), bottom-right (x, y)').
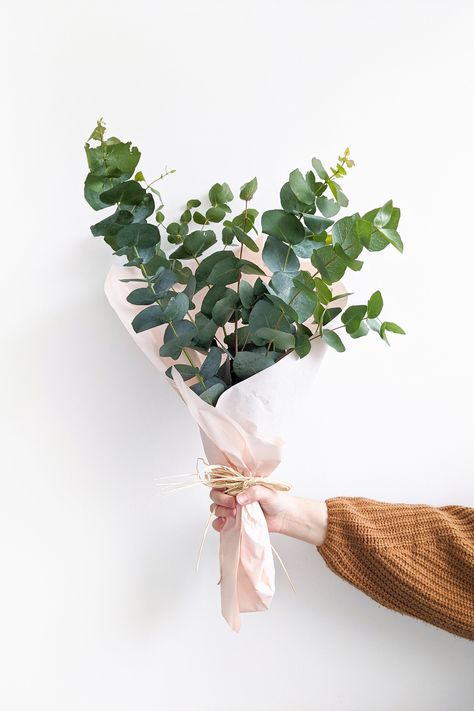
top-left (195, 462), bottom-right (292, 496)
top-left (157, 459), bottom-right (295, 591)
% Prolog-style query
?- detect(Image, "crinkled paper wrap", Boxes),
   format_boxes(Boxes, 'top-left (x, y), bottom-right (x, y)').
top-left (104, 257), bottom-right (331, 631)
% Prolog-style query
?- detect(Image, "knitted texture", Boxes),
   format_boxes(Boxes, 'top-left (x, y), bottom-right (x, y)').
top-left (317, 497), bottom-right (474, 640)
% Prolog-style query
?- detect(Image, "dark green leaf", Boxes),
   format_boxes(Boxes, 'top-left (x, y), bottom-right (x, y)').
top-left (160, 320), bottom-right (197, 358)
top-left (200, 347), bottom-right (222, 379)
top-left (313, 277), bottom-right (332, 304)
top-left (200, 382), bottom-right (226, 405)
top-left (152, 268), bottom-right (177, 297)
top-left (84, 174), bottom-right (124, 210)
top-left (195, 250), bottom-right (231, 289)
top-left (126, 287), bottom-right (157, 305)
top-left (224, 326), bottom-right (250, 351)
top-left (254, 328), bottom-right (295, 350)
top-left (289, 169), bottom-right (315, 205)
top-left (249, 300), bottom-right (288, 346)
top-left (233, 351), bottom-right (277, 379)
top-left (239, 177), bottom-right (258, 201)
top-left (165, 364), bottom-right (199, 381)
top-left (367, 290), bottom-right (383, 319)
top-left (169, 230), bottom-right (217, 259)
top-left (237, 259), bottom-right (266, 276)
top-left (91, 209), bottom-right (134, 238)
top-left (163, 292), bottom-right (189, 322)
top-left (100, 180), bottom-right (146, 206)
top-left (269, 271), bottom-right (316, 323)
top-left (311, 246), bottom-right (346, 283)
top-left (206, 207), bottom-right (226, 223)
top-left (303, 214), bottom-right (334, 234)
top-left (295, 328), bottom-right (311, 357)
top-left (202, 286), bottom-right (235, 318)
top-left (280, 182), bottom-right (309, 214)
top-left (207, 256), bottom-right (241, 286)
top-left (331, 216), bottom-right (362, 261)
top-left (116, 223), bottom-right (160, 262)
top-left (85, 139), bottom-right (140, 178)
top-left (232, 225), bottom-right (259, 252)
top-left (239, 281), bottom-right (254, 309)
top-left (322, 307), bottom-right (342, 325)
top-left (194, 313), bottom-right (218, 348)
top-left (262, 235), bottom-right (299, 273)
top-left (132, 304), bottom-right (166, 333)
top-left (232, 208), bottom-right (258, 233)
top-left (341, 304), bottom-right (367, 326)
top-left (193, 211), bottom-right (207, 225)
top-left (209, 182), bottom-right (234, 206)
top-left (212, 295), bottom-right (239, 325)
top-left (322, 329), bottom-right (345, 352)
top-left (261, 209), bottom-right (305, 245)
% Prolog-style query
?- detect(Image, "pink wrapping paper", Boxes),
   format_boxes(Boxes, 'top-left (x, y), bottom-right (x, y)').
top-left (103, 251), bottom-right (334, 631)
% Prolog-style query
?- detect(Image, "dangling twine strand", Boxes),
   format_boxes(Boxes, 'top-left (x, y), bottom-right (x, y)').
top-left (157, 459), bottom-right (296, 593)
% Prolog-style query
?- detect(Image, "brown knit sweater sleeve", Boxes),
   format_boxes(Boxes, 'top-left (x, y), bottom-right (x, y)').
top-left (317, 497), bottom-right (474, 640)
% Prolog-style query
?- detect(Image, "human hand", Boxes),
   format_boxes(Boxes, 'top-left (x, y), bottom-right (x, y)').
top-left (209, 485), bottom-right (290, 533)
top-left (209, 487), bottom-right (328, 546)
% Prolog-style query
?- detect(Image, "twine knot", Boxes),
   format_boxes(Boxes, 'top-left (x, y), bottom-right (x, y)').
top-left (196, 460), bottom-right (291, 497)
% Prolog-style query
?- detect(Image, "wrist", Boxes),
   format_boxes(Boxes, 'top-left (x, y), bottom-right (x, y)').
top-left (280, 496), bottom-right (328, 546)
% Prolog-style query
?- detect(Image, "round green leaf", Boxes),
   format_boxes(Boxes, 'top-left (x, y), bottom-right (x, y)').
top-left (262, 235), bottom-right (299, 273)
top-left (322, 329), bottom-right (345, 352)
top-left (232, 351), bottom-right (277, 379)
top-left (261, 209), bottom-right (305, 245)
top-left (239, 177), bottom-right (258, 201)
top-left (367, 290), bottom-right (383, 319)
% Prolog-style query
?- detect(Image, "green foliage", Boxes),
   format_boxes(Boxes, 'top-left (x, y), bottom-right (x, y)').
top-left (84, 121), bottom-right (404, 404)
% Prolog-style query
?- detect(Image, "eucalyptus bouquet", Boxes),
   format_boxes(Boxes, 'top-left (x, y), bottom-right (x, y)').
top-left (84, 119), bottom-right (404, 630)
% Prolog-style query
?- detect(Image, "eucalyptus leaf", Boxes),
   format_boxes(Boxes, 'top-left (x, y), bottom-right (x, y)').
top-left (367, 290), bottom-right (383, 319)
top-left (331, 216), bottom-right (362, 261)
top-left (311, 246), bottom-right (346, 284)
top-left (322, 329), bottom-right (345, 352)
top-left (132, 304), bottom-right (166, 333)
top-left (254, 328), bottom-right (295, 350)
top-left (262, 235), bottom-right (299, 273)
top-left (316, 195), bottom-right (340, 218)
top-left (303, 214), bottom-right (334, 234)
top-left (261, 209), bottom-right (305, 245)
top-left (160, 320), bottom-right (197, 358)
top-left (280, 182), bottom-right (309, 214)
top-left (200, 347), bottom-right (222, 379)
top-left (239, 177), bottom-right (258, 201)
top-left (233, 351), bottom-right (277, 379)
top-left (289, 169), bottom-right (315, 206)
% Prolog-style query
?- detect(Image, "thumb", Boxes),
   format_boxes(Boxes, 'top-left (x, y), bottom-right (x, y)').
top-left (236, 485), bottom-right (275, 506)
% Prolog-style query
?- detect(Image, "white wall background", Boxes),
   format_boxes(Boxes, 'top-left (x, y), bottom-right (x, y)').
top-left (1, 1), bottom-right (473, 709)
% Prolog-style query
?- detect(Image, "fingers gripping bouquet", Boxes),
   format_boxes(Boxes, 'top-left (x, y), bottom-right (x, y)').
top-left (84, 120), bottom-right (405, 631)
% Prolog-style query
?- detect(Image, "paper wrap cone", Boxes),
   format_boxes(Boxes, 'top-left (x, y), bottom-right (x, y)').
top-left (104, 258), bottom-right (329, 631)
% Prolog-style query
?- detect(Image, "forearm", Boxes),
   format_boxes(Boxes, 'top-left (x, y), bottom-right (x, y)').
top-left (279, 496), bottom-right (328, 546)
top-left (317, 497), bottom-right (474, 640)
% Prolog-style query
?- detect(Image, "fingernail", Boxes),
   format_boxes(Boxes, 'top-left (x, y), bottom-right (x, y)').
top-left (237, 493), bottom-right (248, 505)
